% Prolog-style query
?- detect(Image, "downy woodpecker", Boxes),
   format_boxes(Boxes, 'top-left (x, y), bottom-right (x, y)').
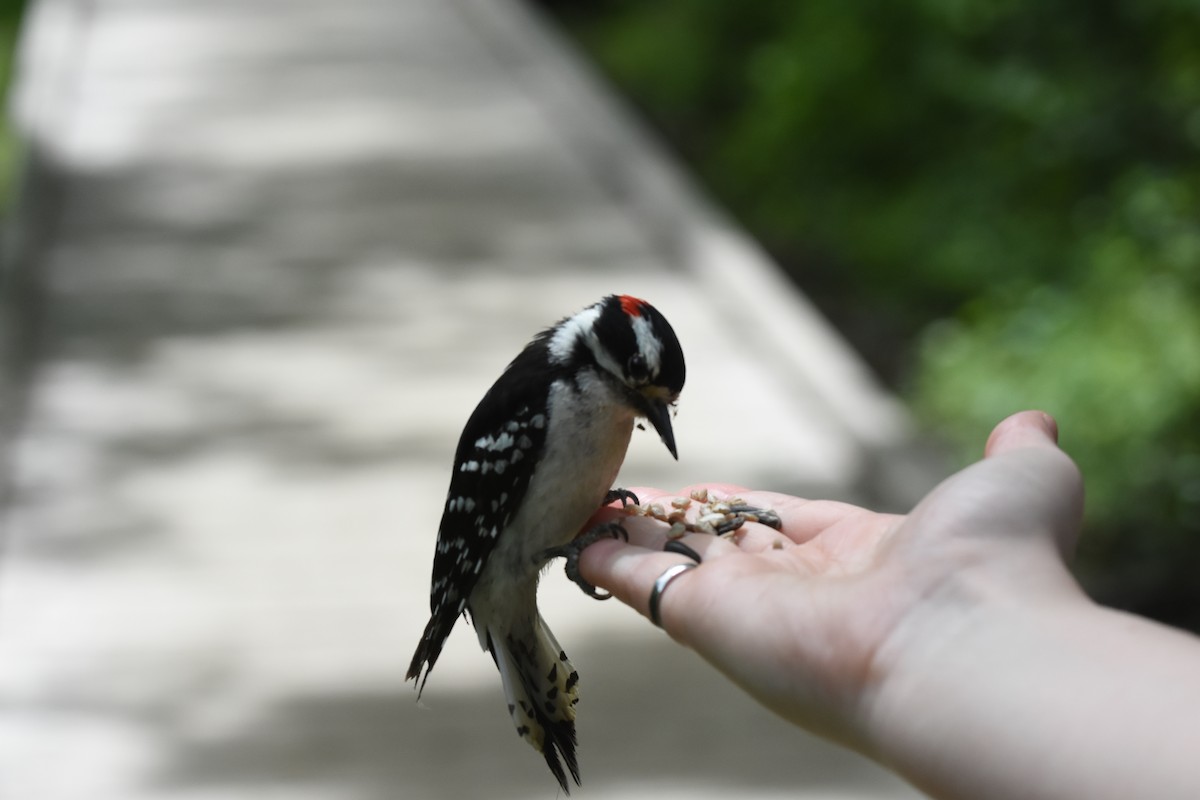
top-left (407, 295), bottom-right (685, 791)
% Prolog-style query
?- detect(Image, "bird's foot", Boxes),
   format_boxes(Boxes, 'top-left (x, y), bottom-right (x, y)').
top-left (603, 488), bottom-right (640, 508)
top-left (539, 521), bottom-right (628, 600)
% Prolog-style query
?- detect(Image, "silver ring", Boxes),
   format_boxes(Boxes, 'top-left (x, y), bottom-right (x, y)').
top-left (649, 563), bottom-right (697, 628)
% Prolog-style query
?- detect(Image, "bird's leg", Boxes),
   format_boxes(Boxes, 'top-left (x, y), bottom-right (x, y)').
top-left (539, 522), bottom-right (628, 600)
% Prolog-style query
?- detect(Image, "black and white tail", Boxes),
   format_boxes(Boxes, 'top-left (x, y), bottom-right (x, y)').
top-left (406, 603), bottom-right (458, 697)
top-left (483, 613), bottom-right (581, 793)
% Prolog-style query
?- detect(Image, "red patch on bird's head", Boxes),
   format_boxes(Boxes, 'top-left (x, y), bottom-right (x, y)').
top-left (618, 295), bottom-right (646, 317)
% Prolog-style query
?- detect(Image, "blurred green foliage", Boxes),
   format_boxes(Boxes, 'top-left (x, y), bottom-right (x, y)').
top-left (0, 0), bottom-right (27, 209)
top-left (541, 0), bottom-right (1200, 624)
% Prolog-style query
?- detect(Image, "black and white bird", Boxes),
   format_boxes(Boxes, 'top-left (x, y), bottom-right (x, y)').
top-left (407, 295), bottom-right (685, 792)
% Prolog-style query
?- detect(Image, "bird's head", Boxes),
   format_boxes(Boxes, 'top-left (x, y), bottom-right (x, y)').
top-left (549, 294), bottom-right (686, 459)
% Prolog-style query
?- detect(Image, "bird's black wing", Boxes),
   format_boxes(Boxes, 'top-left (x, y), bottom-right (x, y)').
top-left (407, 335), bottom-right (560, 688)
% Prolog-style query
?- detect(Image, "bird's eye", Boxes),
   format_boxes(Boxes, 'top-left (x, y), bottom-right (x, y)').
top-left (627, 353), bottom-right (649, 383)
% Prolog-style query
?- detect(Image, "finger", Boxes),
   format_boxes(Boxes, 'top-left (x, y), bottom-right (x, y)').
top-left (761, 495), bottom-right (876, 544)
top-left (664, 531), bottom-right (745, 561)
top-left (606, 513), bottom-right (745, 561)
top-left (577, 538), bottom-right (712, 630)
top-left (985, 410), bottom-right (1060, 457)
top-left (980, 411), bottom-right (1084, 560)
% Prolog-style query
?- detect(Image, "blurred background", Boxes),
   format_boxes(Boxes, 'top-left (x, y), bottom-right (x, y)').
top-left (0, 0), bottom-right (1196, 799)
top-left (0, 4), bottom-right (18, 203)
top-left (534, 0), bottom-right (1200, 627)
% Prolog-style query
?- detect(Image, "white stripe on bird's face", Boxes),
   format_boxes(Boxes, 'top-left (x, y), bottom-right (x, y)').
top-left (548, 303), bottom-right (601, 366)
top-left (628, 313), bottom-right (662, 379)
top-left (549, 301), bottom-right (634, 382)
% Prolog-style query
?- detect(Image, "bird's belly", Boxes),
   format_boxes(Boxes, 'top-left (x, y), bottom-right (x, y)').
top-left (478, 378), bottom-right (635, 590)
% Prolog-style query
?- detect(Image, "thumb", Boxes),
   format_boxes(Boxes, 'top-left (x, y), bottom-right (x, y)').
top-left (985, 410), bottom-right (1060, 457)
top-left (984, 411), bottom-right (1084, 560)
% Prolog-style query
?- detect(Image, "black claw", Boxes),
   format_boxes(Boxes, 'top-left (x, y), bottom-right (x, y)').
top-left (604, 488), bottom-right (640, 508)
top-left (540, 522), bottom-right (628, 600)
top-left (664, 539), bottom-right (702, 563)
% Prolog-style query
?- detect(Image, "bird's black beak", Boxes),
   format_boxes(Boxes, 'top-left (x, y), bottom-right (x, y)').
top-left (642, 396), bottom-right (678, 460)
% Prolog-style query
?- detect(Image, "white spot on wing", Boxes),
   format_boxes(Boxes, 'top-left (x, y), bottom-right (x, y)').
top-left (475, 432), bottom-right (515, 452)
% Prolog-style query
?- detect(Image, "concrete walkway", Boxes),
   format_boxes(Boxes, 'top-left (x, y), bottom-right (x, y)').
top-left (1, 1), bottom-right (931, 798)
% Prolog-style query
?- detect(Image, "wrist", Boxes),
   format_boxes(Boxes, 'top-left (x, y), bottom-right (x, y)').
top-left (860, 561), bottom-right (1200, 800)
top-left (856, 556), bottom-right (1090, 797)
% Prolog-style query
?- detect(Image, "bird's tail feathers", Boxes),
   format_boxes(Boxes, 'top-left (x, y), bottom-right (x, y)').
top-left (488, 614), bottom-right (581, 793)
top-left (407, 608), bottom-right (457, 698)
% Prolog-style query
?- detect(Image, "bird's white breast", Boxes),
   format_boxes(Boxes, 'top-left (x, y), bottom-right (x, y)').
top-left (472, 370), bottom-right (635, 603)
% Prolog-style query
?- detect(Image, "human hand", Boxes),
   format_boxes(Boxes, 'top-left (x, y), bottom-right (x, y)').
top-left (578, 410), bottom-right (1085, 753)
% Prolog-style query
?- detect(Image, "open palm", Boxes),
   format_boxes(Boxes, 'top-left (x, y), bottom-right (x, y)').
top-left (579, 411), bottom-right (1084, 752)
